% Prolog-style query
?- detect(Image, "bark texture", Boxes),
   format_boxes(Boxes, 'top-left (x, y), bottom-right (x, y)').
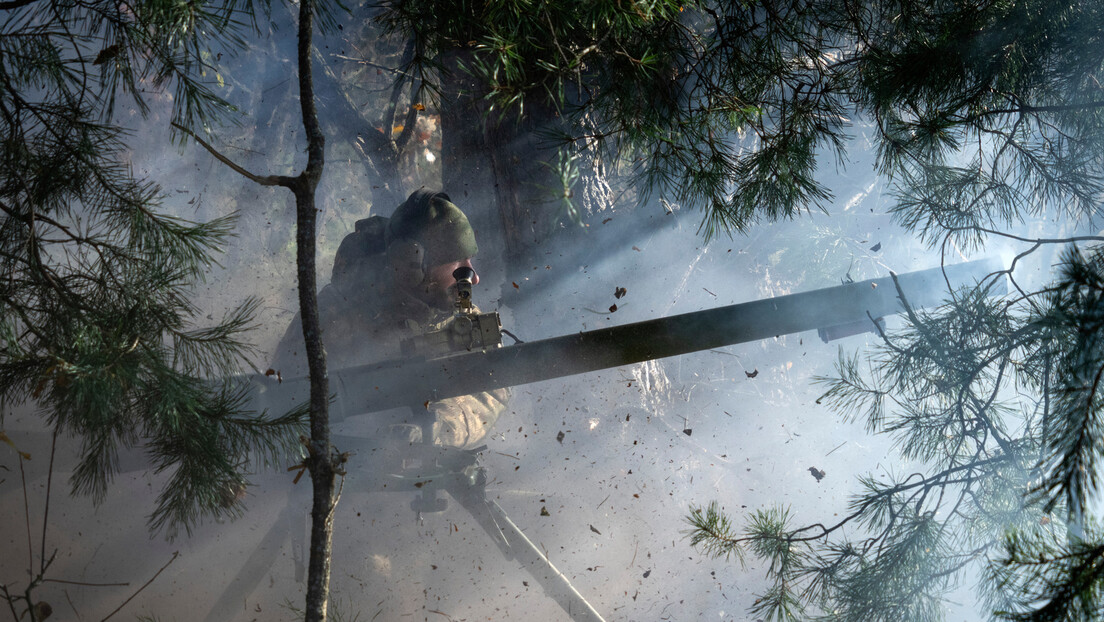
top-left (288, 1), bottom-right (334, 620)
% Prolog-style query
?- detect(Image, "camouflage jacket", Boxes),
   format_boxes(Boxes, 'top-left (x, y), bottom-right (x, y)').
top-left (272, 261), bottom-right (508, 450)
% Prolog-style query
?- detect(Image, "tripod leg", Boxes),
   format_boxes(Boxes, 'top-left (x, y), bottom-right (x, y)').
top-left (451, 481), bottom-right (607, 622)
top-left (202, 493), bottom-right (303, 622)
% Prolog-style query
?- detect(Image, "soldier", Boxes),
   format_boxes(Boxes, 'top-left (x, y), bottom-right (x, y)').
top-left (244, 190), bottom-right (513, 620)
top-left (273, 188), bottom-right (508, 449)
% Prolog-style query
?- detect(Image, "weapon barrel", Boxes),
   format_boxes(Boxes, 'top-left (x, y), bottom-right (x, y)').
top-left (240, 258), bottom-right (1004, 419)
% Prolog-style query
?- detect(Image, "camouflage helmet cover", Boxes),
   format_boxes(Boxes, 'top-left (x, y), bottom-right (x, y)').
top-left (388, 189), bottom-right (478, 267)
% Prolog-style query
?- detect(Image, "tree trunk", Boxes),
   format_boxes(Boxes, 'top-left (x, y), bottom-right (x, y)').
top-left (437, 48), bottom-right (504, 287)
top-left (312, 32), bottom-right (417, 211)
top-left (179, 0), bottom-right (334, 617)
top-left (288, 1), bottom-right (334, 620)
top-left (438, 49), bottom-right (566, 293)
top-left (485, 95), bottom-right (564, 261)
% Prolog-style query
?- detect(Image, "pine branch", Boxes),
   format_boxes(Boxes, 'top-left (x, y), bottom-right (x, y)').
top-left (966, 99), bottom-right (1104, 120)
top-left (331, 54), bottom-right (413, 77)
top-left (100, 552), bottom-right (178, 622)
top-left (170, 122), bottom-right (291, 187)
top-left (890, 270), bottom-right (1019, 457)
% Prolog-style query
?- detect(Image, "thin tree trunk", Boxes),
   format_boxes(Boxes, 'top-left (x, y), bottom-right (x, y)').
top-left (289, 0), bottom-right (333, 620)
top-left (176, 0), bottom-right (333, 617)
top-left (312, 31), bottom-right (417, 210)
top-left (437, 47), bottom-right (567, 298)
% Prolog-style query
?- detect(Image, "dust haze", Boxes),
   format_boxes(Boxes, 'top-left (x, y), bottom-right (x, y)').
top-left (0, 13), bottom-right (1084, 622)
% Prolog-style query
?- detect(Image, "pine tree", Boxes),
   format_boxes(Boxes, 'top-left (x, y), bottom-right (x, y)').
top-left (0, 0), bottom-right (304, 540)
top-left (176, 0), bottom-right (339, 616)
top-left (9, 1), bottom-right (1097, 619)
top-left (364, 0), bottom-right (1101, 619)
top-left (367, 0), bottom-right (689, 260)
top-left (670, 1), bottom-right (1104, 619)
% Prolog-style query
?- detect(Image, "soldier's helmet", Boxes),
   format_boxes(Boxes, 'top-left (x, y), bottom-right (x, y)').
top-left (387, 189), bottom-right (478, 270)
top-left (330, 189), bottom-right (477, 288)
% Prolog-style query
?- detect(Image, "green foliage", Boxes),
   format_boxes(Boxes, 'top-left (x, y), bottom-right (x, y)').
top-left (0, 0), bottom-right (304, 537)
top-left (986, 521), bottom-right (1104, 622)
top-left (687, 503), bottom-right (809, 621)
top-left (687, 246), bottom-right (1104, 620)
top-left (377, 0), bottom-right (1103, 244)
top-left (377, 0), bottom-right (849, 235)
top-left (1032, 247), bottom-right (1104, 522)
top-left (687, 500), bottom-right (746, 564)
top-left (378, 0), bottom-right (684, 110)
top-left (848, 0), bottom-right (1104, 252)
top-left (454, 1), bottom-right (1091, 619)
top-left (369, 4), bottom-right (1104, 616)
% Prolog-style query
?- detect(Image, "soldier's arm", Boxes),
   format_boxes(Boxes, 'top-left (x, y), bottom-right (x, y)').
top-left (430, 387), bottom-right (510, 450)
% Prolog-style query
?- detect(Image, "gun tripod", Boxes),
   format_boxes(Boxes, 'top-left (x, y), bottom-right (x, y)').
top-left (203, 436), bottom-right (607, 622)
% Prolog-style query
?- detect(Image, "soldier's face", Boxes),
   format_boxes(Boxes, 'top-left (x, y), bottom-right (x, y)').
top-left (421, 257), bottom-right (478, 308)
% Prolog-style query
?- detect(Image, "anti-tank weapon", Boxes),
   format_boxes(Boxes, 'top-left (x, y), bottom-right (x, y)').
top-left (239, 257), bottom-right (1005, 420)
top-left (211, 258), bottom-right (1007, 622)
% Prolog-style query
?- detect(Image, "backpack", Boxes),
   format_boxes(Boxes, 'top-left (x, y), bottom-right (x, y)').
top-left (331, 215), bottom-right (389, 284)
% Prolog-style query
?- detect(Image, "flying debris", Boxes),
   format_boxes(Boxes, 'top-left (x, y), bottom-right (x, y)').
top-left (30, 602), bottom-right (52, 621)
top-left (682, 429), bottom-right (693, 436)
top-left (0, 431), bottom-right (29, 459)
top-left (745, 369), bottom-right (759, 378)
top-left (808, 467), bottom-right (826, 482)
top-left (615, 286), bottom-right (627, 299)
top-left (590, 525), bottom-right (601, 535)
top-left (540, 506), bottom-right (550, 517)
top-left (288, 462), bottom-right (307, 485)
top-left (93, 44), bottom-right (120, 65)
top-left (870, 242), bottom-right (882, 252)
top-left (609, 304), bottom-right (618, 313)
top-left (556, 430), bottom-right (565, 443)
